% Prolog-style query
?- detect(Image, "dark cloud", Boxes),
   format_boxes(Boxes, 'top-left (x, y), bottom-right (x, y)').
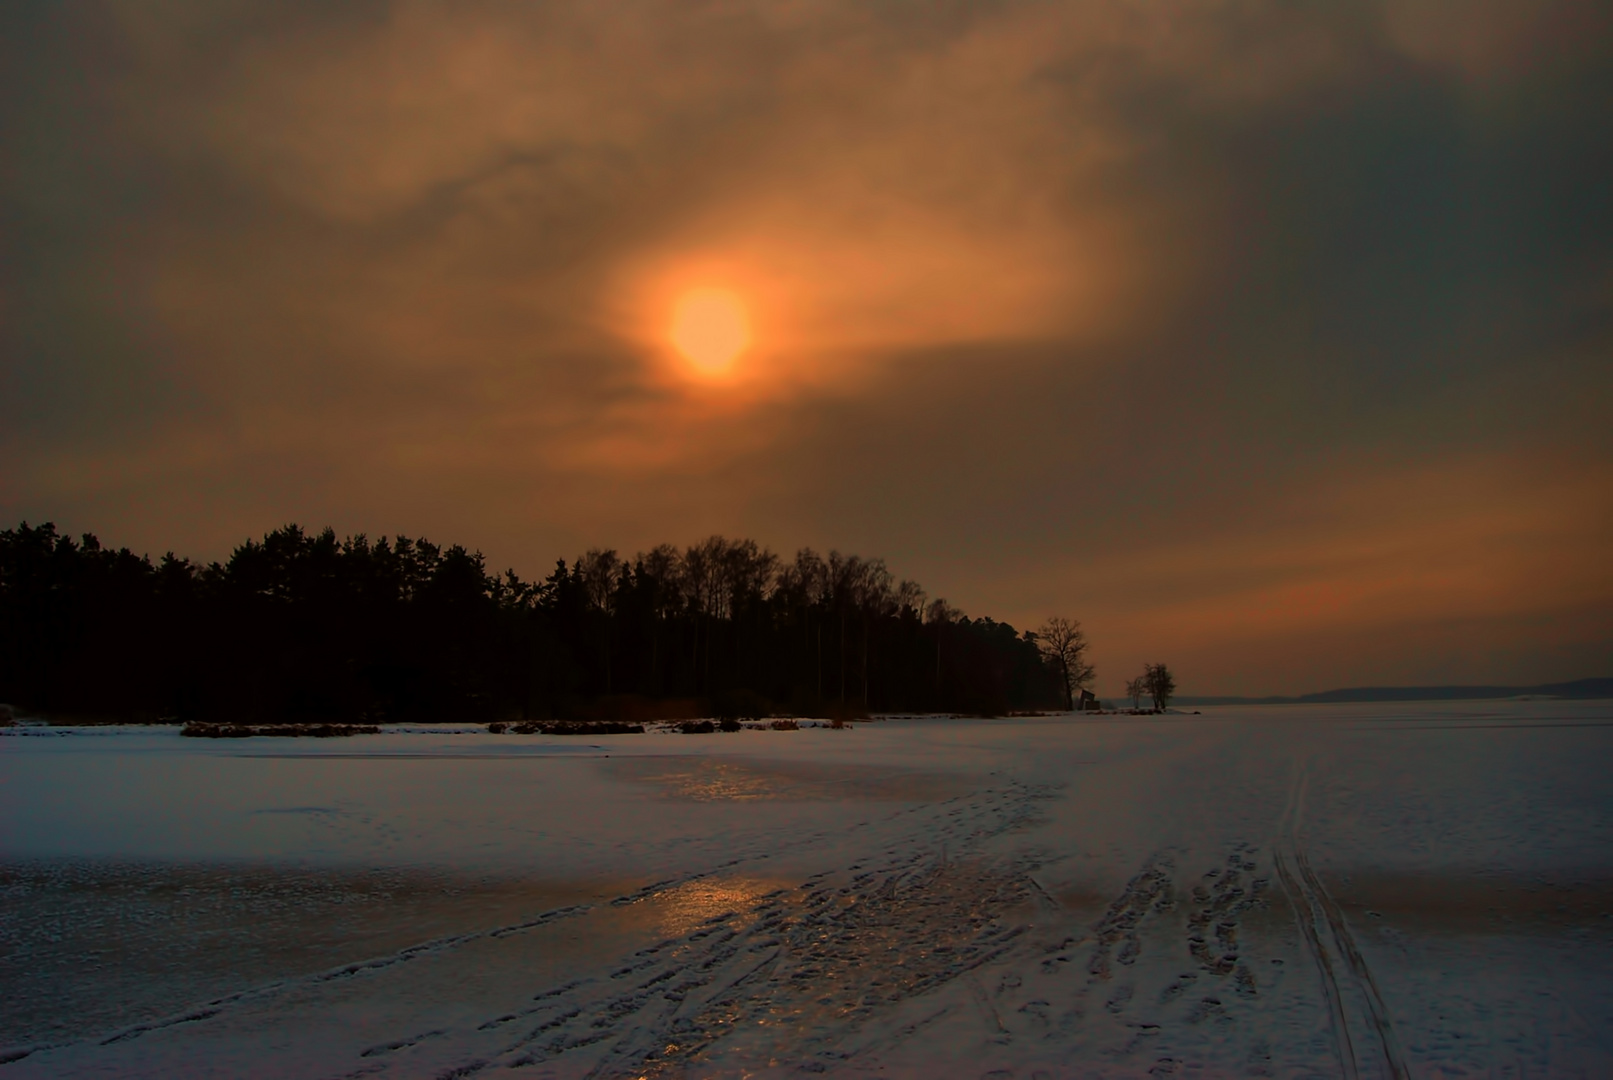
top-left (3, 0), bottom-right (1609, 694)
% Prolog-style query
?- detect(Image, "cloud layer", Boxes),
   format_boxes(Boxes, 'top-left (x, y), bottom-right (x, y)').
top-left (4, 0), bottom-right (1610, 694)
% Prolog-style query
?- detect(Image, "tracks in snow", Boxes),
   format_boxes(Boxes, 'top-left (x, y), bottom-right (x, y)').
top-left (405, 780), bottom-right (1057, 1078)
top-left (13, 760), bottom-right (1413, 1078)
top-left (1275, 764), bottom-right (1408, 1080)
top-left (6, 777), bottom-right (1060, 1078)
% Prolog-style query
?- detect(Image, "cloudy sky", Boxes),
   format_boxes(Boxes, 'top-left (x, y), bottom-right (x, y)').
top-left (3, 0), bottom-right (1610, 695)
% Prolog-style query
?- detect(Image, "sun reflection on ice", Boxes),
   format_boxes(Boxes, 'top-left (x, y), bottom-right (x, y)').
top-left (659, 761), bottom-right (778, 801)
top-left (649, 878), bottom-right (779, 938)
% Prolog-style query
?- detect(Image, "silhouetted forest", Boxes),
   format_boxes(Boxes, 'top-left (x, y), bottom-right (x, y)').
top-left (0, 523), bottom-right (1064, 723)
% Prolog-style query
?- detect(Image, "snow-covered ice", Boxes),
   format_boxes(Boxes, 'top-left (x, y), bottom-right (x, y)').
top-left (2, 701), bottom-right (1610, 1077)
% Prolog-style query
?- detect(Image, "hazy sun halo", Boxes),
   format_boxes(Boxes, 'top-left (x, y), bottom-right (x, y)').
top-left (671, 289), bottom-right (750, 372)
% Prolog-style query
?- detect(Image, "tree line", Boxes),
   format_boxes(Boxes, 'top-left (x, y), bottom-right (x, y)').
top-left (0, 522), bottom-right (1083, 723)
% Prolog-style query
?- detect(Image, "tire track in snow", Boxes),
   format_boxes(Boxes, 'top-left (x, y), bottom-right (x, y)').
top-left (1275, 763), bottom-right (1408, 1080)
top-left (1274, 839), bottom-right (1358, 1079)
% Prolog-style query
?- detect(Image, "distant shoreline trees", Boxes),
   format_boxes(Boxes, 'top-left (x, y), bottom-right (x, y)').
top-left (0, 522), bottom-right (1067, 723)
top-left (1145, 663), bottom-right (1176, 710)
top-left (1121, 663), bottom-right (1176, 712)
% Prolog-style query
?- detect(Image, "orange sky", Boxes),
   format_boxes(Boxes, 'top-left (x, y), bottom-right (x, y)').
top-left (3, 0), bottom-right (1610, 694)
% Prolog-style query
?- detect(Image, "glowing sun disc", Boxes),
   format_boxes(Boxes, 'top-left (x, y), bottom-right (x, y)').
top-left (671, 289), bottom-right (750, 371)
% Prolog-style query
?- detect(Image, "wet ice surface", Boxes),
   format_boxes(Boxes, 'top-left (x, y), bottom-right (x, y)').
top-left (2, 703), bottom-right (1611, 1078)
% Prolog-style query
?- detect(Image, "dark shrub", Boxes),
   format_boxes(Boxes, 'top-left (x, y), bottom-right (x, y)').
top-left (180, 722), bottom-right (379, 738)
top-left (509, 720), bottom-right (643, 734)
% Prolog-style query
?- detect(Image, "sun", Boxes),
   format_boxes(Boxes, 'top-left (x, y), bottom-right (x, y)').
top-left (670, 288), bottom-right (750, 373)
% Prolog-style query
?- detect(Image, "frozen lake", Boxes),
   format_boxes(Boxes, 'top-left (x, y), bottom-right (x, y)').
top-left (3, 702), bottom-right (1611, 1078)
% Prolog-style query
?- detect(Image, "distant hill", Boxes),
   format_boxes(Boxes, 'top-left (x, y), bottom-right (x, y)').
top-left (1176, 677), bottom-right (1613, 707)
